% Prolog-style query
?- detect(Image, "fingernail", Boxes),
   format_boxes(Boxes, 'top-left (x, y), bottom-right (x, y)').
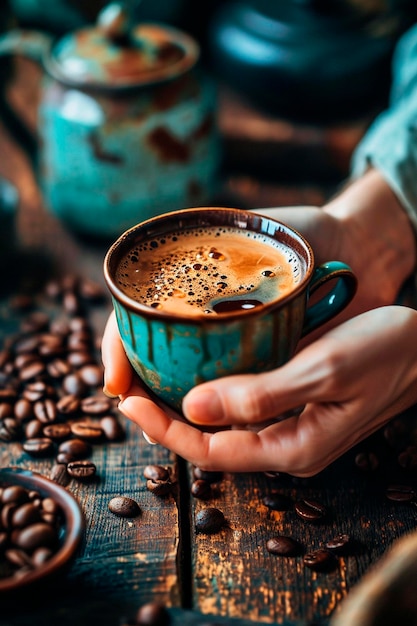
top-left (103, 385), bottom-right (118, 399)
top-left (143, 431), bottom-right (158, 445)
top-left (183, 388), bottom-right (224, 424)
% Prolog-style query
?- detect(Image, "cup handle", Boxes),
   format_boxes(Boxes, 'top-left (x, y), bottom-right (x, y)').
top-left (301, 261), bottom-right (357, 337)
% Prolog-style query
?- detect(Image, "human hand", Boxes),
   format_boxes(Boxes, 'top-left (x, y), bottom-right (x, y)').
top-left (257, 168), bottom-right (416, 332)
top-left (103, 306), bottom-right (417, 476)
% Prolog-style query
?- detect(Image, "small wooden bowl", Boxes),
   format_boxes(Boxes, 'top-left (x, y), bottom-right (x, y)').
top-left (0, 467), bottom-right (84, 593)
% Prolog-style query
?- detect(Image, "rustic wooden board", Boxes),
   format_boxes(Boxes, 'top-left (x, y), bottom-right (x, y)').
top-left (189, 436), bottom-right (417, 625)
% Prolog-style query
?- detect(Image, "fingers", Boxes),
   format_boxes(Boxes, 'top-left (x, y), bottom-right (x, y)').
top-left (101, 311), bottom-right (133, 397)
top-left (182, 341), bottom-right (331, 427)
top-left (118, 382), bottom-right (353, 475)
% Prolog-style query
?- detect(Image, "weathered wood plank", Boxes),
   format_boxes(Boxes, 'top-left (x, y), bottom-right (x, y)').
top-left (189, 436), bottom-right (417, 625)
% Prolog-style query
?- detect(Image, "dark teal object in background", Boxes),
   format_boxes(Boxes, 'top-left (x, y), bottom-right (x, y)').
top-left (208, 1), bottom-right (417, 123)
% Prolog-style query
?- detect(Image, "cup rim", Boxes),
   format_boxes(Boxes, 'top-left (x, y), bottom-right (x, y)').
top-left (103, 207), bottom-right (315, 323)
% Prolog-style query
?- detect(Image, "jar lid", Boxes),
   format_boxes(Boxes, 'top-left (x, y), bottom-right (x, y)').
top-left (45, 3), bottom-right (199, 91)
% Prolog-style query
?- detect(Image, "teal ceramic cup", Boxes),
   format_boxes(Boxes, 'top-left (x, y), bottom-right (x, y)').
top-left (104, 207), bottom-right (357, 411)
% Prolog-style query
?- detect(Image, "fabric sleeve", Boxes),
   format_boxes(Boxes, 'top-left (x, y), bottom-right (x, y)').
top-left (351, 23), bottom-right (417, 233)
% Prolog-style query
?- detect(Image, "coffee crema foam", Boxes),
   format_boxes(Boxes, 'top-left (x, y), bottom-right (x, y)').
top-left (115, 226), bottom-right (302, 315)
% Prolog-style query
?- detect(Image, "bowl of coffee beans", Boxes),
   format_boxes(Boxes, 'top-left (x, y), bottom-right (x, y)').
top-left (0, 467), bottom-right (84, 593)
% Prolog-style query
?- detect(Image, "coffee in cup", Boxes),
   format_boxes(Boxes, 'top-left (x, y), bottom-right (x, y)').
top-left (104, 207), bottom-right (357, 411)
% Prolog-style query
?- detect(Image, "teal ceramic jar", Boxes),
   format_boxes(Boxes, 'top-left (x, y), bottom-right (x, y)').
top-left (0, 4), bottom-right (221, 239)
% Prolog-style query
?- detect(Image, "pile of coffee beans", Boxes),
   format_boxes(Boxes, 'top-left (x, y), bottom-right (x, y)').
top-left (0, 274), bottom-right (125, 484)
top-left (0, 483), bottom-right (64, 581)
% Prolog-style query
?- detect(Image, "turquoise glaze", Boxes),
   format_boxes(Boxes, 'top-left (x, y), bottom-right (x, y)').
top-left (104, 208), bottom-right (357, 412)
top-left (0, 9), bottom-right (221, 239)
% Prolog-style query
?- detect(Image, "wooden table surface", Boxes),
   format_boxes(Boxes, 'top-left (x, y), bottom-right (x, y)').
top-left (1, 57), bottom-right (417, 626)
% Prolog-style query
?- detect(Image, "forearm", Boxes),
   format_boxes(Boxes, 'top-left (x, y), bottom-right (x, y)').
top-left (324, 168), bottom-right (416, 305)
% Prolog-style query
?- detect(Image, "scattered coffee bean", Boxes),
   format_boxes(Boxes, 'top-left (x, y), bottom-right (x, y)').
top-left (146, 479), bottom-right (172, 497)
top-left (22, 437), bottom-right (55, 457)
top-left (355, 451), bottom-right (379, 472)
top-left (325, 534), bottom-right (352, 554)
top-left (100, 415), bottom-right (125, 441)
top-left (58, 438), bottom-right (92, 460)
top-left (263, 492), bottom-right (292, 511)
top-left (135, 601), bottom-right (170, 626)
top-left (67, 460), bottom-right (97, 482)
top-left (266, 535), bottom-right (302, 556)
top-left (303, 549), bottom-right (338, 572)
top-left (70, 422), bottom-right (103, 441)
top-left (43, 423), bottom-right (72, 441)
top-left (108, 496), bottom-right (141, 518)
top-left (195, 508), bottom-right (226, 534)
top-left (294, 498), bottom-right (327, 523)
top-left (143, 465), bottom-right (170, 482)
top-left (193, 468), bottom-right (223, 483)
top-left (190, 479), bottom-right (212, 500)
top-left (386, 484), bottom-right (416, 502)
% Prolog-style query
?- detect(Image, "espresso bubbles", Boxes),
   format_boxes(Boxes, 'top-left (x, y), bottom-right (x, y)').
top-left (115, 226), bottom-right (302, 316)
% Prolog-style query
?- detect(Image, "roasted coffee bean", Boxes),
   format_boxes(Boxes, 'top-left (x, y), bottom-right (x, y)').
top-left (294, 498), bottom-right (327, 523)
top-left (386, 484), bottom-right (416, 502)
top-left (58, 438), bottom-right (92, 459)
top-left (47, 358), bottom-right (71, 379)
top-left (81, 395), bottom-right (112, 415)
top-left (79, 278), bottom-right (105, 303)
top-left (67, 460), bottom-right (97, 482)
top-left (146, 479), bottom-right (172, 497)
top-left (22, 437), bottom-right (55, 457)
top-left (193, 468), bottom-right (223, 483)
top-left (32, 547), bottom-right (53, 568)
top-left (20, 312), bottom-right (49, 334)
top-left (108, 496), bottom-right (141, 518)
top-left (100, 415), bottom-right (124, 441)
top-left (63, 291), bottom-right (82, 316)
top-left (195, 508), bottom-right (226, 534)
top-left (33, 399), bottom-right (57, 424)
top-left (134, 601), bottom-right (170, 626)
top-left (38, 334), bottom-right (64, 357)
top-left (67, 330), bottom-right (91, 352)
top-left (50, 463), bottom-right (70, 486)
top-left (263, 492), bottom-right (292, 511)
top-left (0, 402), bottom-right (13, 418)
top-left (266, 535), bottom-right (302, 556)
top-left (67, 351), bottom-right (93, 368)
top-left (70, 422), bottom-right (103, 441)
top-left (190, 479), bottom-right (212, 500)
top-left (2, 485), bottom-right (30, 505)
top-left (22, 381), bottom-right (51, 402)
top-left (62, 373), bottom-right (88, 397)
top-left (5, 548), bottom-right (33, 569)
top-left (15, 522), bottom-right (59, 551)
top-left (354, 451), bottom-right (379, 472)
top-left (18, 360), bottom-right (45, 382)
top-left (78, 364), bottom-right (103, 387)
top-left (303, 549), bottom-right (338, 572)
top-left (49, 317), bottom-right (70, 335)
top-left (0, 417), bottom-right (20, 442)
top-left (56, 394), bottom-right (80, 415)
top-left (143, 465), bottom-right (170, 482)
top-left (12, 503), bottom-right (42, 528)
top-left (13, 335), bottom-right (39, 355)
top-left (14, 398), bottom-right (33, 422)
top-left (0, 388), bottom-right (17, 401)
top-left (25, 419), bottom-right (44, 439)
top-left (325, 534), bottom-right (352, 554)
top-left (43, 423), bottom-right (72, 441)
top-left (398, 446), bottom-right (417, 470)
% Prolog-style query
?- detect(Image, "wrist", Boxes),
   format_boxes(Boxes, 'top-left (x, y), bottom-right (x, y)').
top-left (324, 169), bottom-right (416, 303)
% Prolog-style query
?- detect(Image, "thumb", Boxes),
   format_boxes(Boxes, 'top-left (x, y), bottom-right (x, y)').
top-left (182, 347), bottom-right (329, 426)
